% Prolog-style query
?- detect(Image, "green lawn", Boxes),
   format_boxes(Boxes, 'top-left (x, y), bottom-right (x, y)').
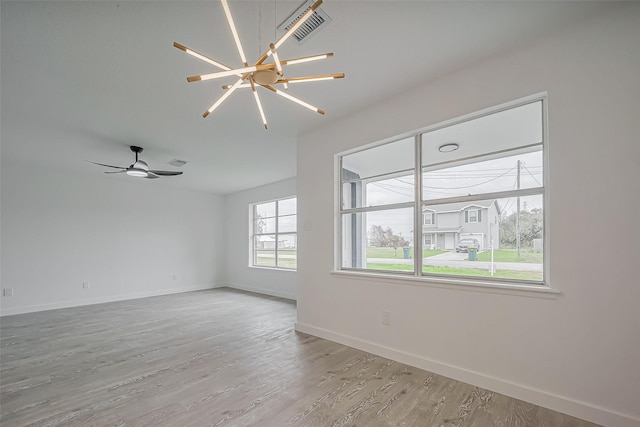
top-left (366, 246), bottom-right (445, 259)
top-left (255, 250), bottom-right (297, 269)
top-left (366, 247), bottom-right (542, 264)
top-left (366, 263), bottom-right (542, 281)
top-left (476, 248), bottom-right (543, 263)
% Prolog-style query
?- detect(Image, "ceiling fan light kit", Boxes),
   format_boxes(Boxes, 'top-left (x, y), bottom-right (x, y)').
top-left (126, 168), bottom-right (149, 178)
top-left (87, 146), bottom-right (184, 179)
top-left (174, 0), bottom-right (344, 129)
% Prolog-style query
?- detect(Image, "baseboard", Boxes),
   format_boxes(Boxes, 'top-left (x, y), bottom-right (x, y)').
top-left (225, 282), bottom-right (296, 301)
top-left (0, 284), bottom-right (223, 317)
top-left (295, 322), bottom-right (639, 427)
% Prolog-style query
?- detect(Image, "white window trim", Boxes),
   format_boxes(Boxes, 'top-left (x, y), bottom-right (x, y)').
top-left (467, 209), bottom-right (479, 223)
top-left (334, 92), bottom-right (553, 293)
top-left (250, 196), bottom-right (297, 271)
top-left (330, 269), bottom-right (560, 299)
top-left (423, 212), bottom-right (434, 225)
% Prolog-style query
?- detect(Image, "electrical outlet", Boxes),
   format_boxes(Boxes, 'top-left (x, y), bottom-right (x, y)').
top-left (82, 281), bottom-right (90, 289)
top-left (381, 309), bottom-right (391, 326)
top-left (3, 288), bottom-right (14, 297)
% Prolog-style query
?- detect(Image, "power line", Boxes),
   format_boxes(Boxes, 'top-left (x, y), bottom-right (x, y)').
top-left (422, 165), bottom-right (516, 190)
top-left (520, 162), bottom-right (543, 187)
top-left (369, 182), bottom-right (413, 198)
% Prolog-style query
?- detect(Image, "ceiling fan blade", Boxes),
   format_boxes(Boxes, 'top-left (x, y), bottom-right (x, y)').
top-left (277, 73), bottom-right (345, 84)
top-left (221, 0), bottom-right (248, 66)
top-left (173, 42), bottom-right (233, 71)
top-left (145, 172), bottom-right (160, 179)
top-left (104, 170), bottom-right (126, 174)
top-left (149, 170), bottom-right (184, 176)
top-left (262, 85), bottom-right (325, 115)
top-left (86, 160), bottom-right (126, 169)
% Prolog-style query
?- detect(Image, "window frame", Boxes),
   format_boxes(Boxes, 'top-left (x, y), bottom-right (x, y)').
top-left (423, 211), bottom-right (435, 226)
top-left (466, 209), bottom-right (480, 223)
top-left (335, 93), bottom-right (551, 291)
top-left (424, 233), bottom-right (434, 247)
top-left (250, 196), bottom-right (297, 271)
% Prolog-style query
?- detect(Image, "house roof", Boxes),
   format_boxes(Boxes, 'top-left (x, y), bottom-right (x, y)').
top-left (423, 228), bottom-right (462, 234)
top-left (423, 200), bottom-right (499, 214)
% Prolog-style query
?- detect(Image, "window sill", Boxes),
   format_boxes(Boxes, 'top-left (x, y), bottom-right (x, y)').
top-left (249, 265), bottom-right (297, 272)
top-left (330, 269), bottom-right (560, 299)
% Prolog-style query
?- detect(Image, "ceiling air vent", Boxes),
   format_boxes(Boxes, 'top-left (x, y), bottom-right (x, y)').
top-left (277, 0), bottom-right (332, 44)
top-left (168, 159), bottom-right (187, 167)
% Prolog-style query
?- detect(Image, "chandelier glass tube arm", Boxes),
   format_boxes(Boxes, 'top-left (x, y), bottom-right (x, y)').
top-left (262, 85), bottom-right (325, 115)
top-left (282, 53), bottom-right (334, 66)
top-left (249, 77), bottom-right (268, 129)
top-left (270, 44), bottom-right (284, 76)
top-left (202, 76), bottom-right (246, 118)
top-left (187, 63), bottom-right (277, 82)
top-left (221, 73), bottom-right (345, 90)
top-left (173, 42), bottom-right (233, 71)
top-left (221, 0), bottom-right (248, 66)
top-left (279, 73), bottom-right (345, 84)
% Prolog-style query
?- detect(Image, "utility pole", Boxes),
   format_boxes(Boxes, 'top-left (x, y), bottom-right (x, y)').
top-left (516, 160), bottom-right (521, 258)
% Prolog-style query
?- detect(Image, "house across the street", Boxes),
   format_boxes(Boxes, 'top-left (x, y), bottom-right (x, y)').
top-left (423, 200), bottom-right (500, 251)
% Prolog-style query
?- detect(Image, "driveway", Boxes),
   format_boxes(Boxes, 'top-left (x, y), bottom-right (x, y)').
top-left (428, 252), bottom-right (468, 261)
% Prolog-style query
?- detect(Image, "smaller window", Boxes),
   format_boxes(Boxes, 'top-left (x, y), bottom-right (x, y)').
top-left (251, 197), bottom-right (297, 270)
top-left (424, 233), bottom-right (433, 247)
top-left (423, 212), bottom-right (434, 225)
top-left (466, 209), bottom-right (481, 223)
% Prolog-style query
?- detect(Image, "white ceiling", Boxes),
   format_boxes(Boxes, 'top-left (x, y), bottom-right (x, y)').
top-left (1, 1), bottom-right (614, 194)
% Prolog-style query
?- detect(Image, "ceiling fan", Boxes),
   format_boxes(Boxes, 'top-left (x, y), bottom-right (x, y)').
top-left (174, 0), bottom-right (344, 129)
top-left (87, 146), bottom-right (183, 179)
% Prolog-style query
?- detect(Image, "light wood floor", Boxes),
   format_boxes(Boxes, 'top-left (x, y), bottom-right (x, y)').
top-left (1, 288), bottom-right (600, 427)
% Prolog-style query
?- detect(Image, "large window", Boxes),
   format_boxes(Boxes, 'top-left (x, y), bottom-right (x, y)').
top-left (338, 95), bottom-right (547, 286)
top-left (252, 197), bottom-right (297, 270)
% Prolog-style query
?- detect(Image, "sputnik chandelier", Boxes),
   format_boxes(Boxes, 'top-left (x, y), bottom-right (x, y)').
top-left (174, 0), bottom-right (344, 129)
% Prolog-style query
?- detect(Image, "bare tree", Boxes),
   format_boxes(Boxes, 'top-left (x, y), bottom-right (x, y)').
top-left (369, 225), bottom-right (409, 247)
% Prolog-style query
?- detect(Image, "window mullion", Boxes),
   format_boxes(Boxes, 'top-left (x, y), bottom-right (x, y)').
top-left (414, 133), bottom-right (423, 276)
top-left (342, 201), bottom-right (415, 215)
top-left (423, 187), bottom-right (543, 207)
top-left (338, 155), bottom-right (344, 270)
top-left (275, 201), bottom-right (279, 268)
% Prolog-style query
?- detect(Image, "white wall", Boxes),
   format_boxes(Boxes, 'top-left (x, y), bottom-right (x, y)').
top-left (1, 158), bottom-right (226, 316)
top-left (224, 178), bottom-right (297, 300)
top-left (296, 5), bottom-right (639, 427)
